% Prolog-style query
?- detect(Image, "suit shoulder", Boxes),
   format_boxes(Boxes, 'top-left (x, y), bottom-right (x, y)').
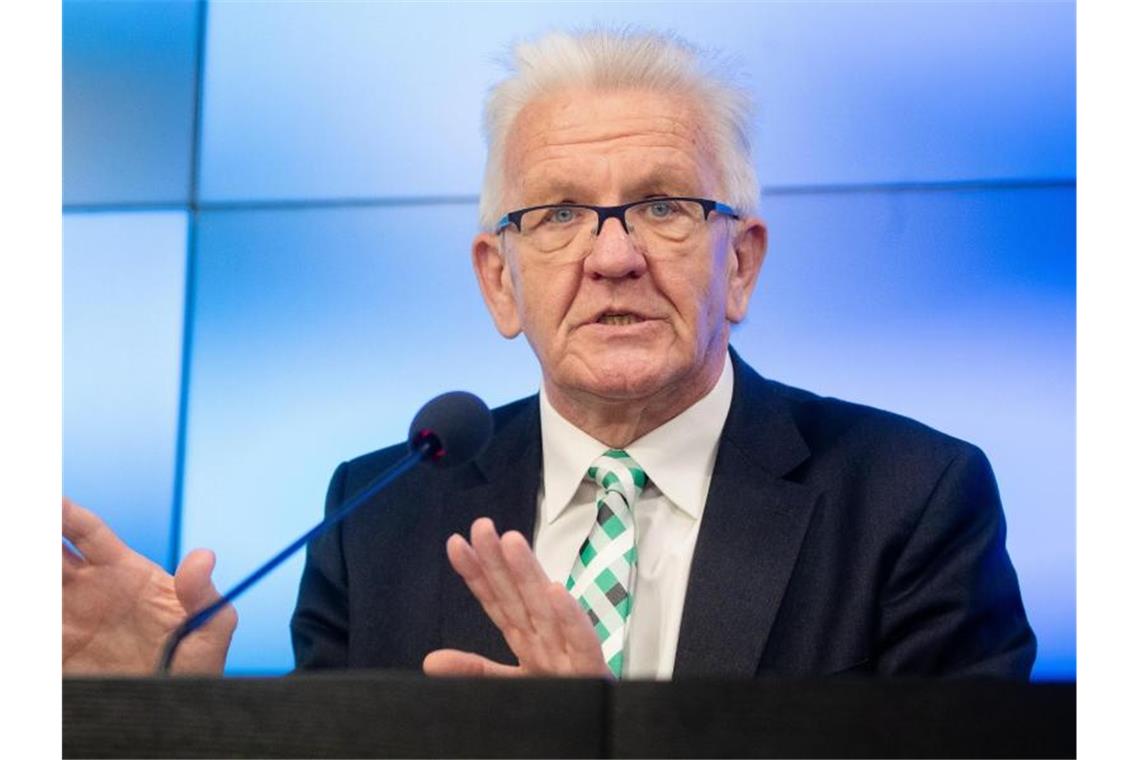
top-left (762, 378), bottom-right (985, 468)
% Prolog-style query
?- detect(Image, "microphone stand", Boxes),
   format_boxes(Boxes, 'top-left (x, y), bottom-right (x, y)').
top-left (156, 438), bottom-right (436, 674)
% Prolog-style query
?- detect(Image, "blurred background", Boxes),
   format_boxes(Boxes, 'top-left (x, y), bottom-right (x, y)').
top-left (62, 0), bottom-right (1074, 678)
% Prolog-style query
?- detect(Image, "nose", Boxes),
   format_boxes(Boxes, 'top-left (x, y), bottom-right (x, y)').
top-left (583, 215), bottom-right (647, 280)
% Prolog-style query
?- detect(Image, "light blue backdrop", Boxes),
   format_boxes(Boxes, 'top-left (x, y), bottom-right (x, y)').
top-left (63, 0), bottom-right (1075, 679)
top-left (63, 211), bottom-right (190, 566)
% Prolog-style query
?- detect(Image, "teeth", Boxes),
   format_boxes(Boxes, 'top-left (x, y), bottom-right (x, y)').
top-left (598, 314), bottom-right (643, 326)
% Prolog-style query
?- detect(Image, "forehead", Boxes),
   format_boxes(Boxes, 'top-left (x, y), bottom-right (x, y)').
top-left (503, 87), bottom-right (720, 203)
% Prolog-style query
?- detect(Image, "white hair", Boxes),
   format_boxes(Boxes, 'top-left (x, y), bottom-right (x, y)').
top-left (477, 27), bottom-right (759, 231)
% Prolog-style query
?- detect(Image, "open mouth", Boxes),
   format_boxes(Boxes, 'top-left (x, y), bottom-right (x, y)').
top-left (596, 313), bottom-right (646, 326)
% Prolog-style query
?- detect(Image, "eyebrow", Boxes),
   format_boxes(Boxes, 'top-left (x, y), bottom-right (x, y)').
top-left (523, 167), bottom-right (701, 206)
top-left (627, 167), bottom-right (701, 197)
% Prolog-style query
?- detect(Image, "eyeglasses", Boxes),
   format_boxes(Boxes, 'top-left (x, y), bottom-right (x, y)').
top-left (494, 197), bottom-right (739, 254)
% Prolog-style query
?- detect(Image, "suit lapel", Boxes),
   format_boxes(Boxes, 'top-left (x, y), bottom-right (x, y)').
top-left (438, 397), bottom-right (542, 663)
top-left (434, 353), bottom-right (817, 676)
top-left (673, 351), bottom-right (819, 678)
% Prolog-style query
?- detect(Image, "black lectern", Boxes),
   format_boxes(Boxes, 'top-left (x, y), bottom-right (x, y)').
top-left (63, 674), bottom-right (1074, 758)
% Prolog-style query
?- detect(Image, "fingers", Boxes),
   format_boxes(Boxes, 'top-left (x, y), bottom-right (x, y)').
top-left (550, 582), bottom-right (611, 678)
top-left (501, 531), bottom-right (566, 658)
top-left (446, 532), bottom-right (513, 634)
top-left (466, 519), bottom-right (567, 670)
top-left (468, 519), bottom-right (534, 637)
top-left (422, 649), bottom-right (521, 678)
top-left (62, 497), bottom-right (132, 565)
top-left (446, 519), bottom-right (540, 660)
top-left (448, 518), bottom-right (604, 676)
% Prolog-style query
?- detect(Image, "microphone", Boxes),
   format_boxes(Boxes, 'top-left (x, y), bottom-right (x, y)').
top-left (409, 390), bottom-right (494, 468)
top-left (156, 391), bottom-right (492, 674)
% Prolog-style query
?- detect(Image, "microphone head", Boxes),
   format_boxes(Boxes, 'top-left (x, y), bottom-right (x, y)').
top-left (408, 391), bottom-right (492, 468)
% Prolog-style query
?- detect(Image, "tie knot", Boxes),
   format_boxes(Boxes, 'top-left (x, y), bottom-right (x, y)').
top-left (587, 449), bottom-right (647, 499)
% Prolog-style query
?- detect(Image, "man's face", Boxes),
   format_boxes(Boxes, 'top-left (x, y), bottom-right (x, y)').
top-left (473, 87), bottom-right (765, 412)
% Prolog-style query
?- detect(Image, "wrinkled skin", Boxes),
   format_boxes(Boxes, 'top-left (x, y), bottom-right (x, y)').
top-left (62, 498), bottom-right (236, 674)
top-left (471, 86), bottom-right (765, 446)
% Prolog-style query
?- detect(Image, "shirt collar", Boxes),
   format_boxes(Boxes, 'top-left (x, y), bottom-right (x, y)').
top-left (539, 356), bottom-right (735, 524)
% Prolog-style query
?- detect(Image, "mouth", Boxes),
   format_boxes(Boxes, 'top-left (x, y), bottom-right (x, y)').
top-left (595, 313), bottom-right (648, 326)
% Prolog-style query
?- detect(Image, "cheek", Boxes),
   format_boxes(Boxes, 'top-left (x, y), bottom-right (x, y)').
top-left (515, 260), bottom-right (581, 335)
top-left (697, 237), bottom-right (733, 323)
top-left (656, 260), bottom-right (722, 334)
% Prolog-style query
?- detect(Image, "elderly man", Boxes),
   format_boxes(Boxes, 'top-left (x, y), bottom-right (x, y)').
top-left (63, 29), bottom-right (1035, 679)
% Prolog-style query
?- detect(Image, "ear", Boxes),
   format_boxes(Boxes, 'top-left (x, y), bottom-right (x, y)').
top-left (725, 217), bottom-right (767, 324)
top-left (472, 231), bottom-right (522, 338)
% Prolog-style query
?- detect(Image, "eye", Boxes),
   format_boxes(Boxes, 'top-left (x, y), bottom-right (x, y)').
top-left (646, 200), bottom-right (678, 218)
top-left (544, 206), bottom-right (579, 225)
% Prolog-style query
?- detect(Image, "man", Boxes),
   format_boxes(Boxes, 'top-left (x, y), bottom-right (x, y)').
top-left (63, 29), bottom-right (1035, 679)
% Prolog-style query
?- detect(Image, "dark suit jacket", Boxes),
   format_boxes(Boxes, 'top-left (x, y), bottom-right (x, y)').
top-left (291, 348), bottom-right (1036, 678)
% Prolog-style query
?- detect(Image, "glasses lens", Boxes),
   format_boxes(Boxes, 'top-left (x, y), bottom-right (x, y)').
top-left (514, 199), bottom-right (706, 252)
top-left (518, 206), bottom-right (595, 253)
top-left (627, 199), bottom-right (703, 242)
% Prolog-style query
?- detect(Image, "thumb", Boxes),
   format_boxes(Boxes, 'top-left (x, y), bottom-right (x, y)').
top-left (172, 548), bottom-right (236, 674)
top-left (423, 649), bottom-right (522, 678)
top-left (174, 548), bottom-right (223, 615)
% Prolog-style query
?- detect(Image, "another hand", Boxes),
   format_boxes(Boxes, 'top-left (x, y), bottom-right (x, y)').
top-left (423, 517), bottom-right (611, 678)
top-left (62, 497), bottom-right (236, 675)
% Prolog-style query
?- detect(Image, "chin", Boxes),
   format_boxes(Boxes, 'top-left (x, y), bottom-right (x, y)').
top-left (568, 354), bottom-right (683, 401)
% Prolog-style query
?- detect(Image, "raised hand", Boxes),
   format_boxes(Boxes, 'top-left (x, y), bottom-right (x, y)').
top-left (62, 497), bottom-right (236, 675)
top-left (422, 517), bottom-right (611, 678)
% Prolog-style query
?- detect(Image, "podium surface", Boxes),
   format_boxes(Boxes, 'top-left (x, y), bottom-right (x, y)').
top-left (63, 673), bottom-right (1074, 758)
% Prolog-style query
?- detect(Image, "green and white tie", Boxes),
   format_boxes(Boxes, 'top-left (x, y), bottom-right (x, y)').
top-left (565, 449), bottom-right (646, 678)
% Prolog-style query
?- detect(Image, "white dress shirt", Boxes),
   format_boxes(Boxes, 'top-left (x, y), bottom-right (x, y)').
top-left (533, 358), bottom-right (734, 679)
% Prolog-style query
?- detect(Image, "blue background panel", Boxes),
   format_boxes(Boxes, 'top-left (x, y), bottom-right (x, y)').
top-left (182, 185), bottom-right (1073, 677)
top-left (181, 204), bottom-right (538, 672)
top-left (63, 211), bottom-right (190, 566)
top-left (63, 0), bottom-right (201, 206)
top-left (199, 1), bottom-right (1074, 202)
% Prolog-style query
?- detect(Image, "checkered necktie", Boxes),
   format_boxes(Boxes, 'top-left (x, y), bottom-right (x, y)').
top-left (565, 449), bottom-right (646, 678)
